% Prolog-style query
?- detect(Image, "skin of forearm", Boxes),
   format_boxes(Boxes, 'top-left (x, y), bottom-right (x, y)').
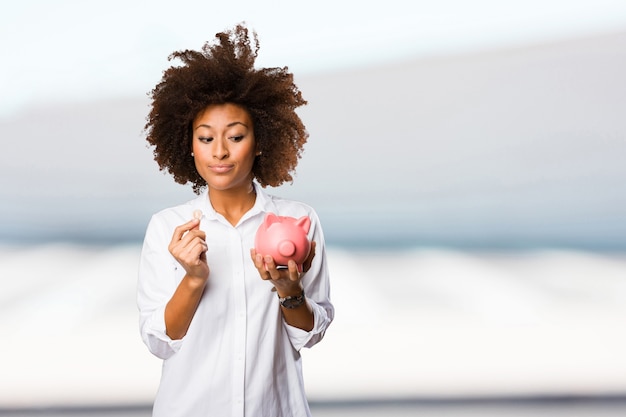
top-left (164, 274), bottom-right (207, 340)
top-left (280, 301), bottom-right (314, 331)
top-left (276, 281), bottom-right (314, 331)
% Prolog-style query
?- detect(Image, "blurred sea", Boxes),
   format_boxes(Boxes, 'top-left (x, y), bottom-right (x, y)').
top-left (1, 242), bottom-right (626, 416)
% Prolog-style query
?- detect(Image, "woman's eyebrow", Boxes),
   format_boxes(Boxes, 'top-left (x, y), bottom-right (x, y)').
top-left (194, 121), bottom-right (249, 130)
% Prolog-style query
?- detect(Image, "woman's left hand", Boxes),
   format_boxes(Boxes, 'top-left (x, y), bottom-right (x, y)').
top-left (250, 241), bottom-right (316, 296)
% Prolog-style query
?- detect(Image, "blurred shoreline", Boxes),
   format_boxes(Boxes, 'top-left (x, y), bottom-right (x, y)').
top-left (3, 395), bottom-right (626, 416)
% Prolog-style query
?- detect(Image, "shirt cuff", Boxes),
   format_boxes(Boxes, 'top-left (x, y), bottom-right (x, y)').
top-left (142, 305), bottom-right (184, 359)
top-left (283, 300), bottom-right (331, 351)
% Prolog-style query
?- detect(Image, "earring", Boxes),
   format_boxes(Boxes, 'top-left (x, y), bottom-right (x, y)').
top-left (256, 151), bottom-right (262, 156)
top-left (191, 152), bottom-right (195, 157)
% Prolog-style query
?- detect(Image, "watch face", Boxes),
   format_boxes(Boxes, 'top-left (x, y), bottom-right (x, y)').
top-left (282, 298), bottom-right (299, 308)
top-left (281, 299), bottom-right (295, 308)
top-left (280, 293), bottom-right (304, 309)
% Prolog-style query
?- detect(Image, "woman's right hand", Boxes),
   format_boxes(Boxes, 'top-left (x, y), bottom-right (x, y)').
top-left (168, 218), bottom-right (209, 282)
top-left (165, 218), bottom-right (209, 340)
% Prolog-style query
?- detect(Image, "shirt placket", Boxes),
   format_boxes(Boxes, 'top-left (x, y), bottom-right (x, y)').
top-left (230, 226), bottom-right (247, 417)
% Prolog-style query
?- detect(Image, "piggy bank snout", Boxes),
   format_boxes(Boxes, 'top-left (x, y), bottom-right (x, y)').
top-left (278, 240), bottom-right (296, 257)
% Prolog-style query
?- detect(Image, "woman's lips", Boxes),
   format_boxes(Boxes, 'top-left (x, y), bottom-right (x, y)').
top-left (209, 164), bottom-right (234, 174)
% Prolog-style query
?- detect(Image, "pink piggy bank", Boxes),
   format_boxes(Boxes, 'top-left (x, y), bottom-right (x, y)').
top-left (255, 213), bottom-right (311, 272)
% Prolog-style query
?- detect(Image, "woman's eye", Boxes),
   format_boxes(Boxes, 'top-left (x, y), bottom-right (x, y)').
top-left (231, 135), bottom-right (244, 142)
top-left (199, 137), bottom-right (213, 143)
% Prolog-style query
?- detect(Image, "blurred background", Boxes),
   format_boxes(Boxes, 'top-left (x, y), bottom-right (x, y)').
top-left (1, 0), bottom-right (626, 415)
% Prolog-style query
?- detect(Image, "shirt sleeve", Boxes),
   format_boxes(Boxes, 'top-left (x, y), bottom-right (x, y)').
top-left (283, 209), bottom-right (334, 351)
top-left (137, 214), bottom-right (185, 360)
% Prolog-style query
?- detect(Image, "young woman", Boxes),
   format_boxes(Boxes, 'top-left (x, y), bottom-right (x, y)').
top-left (137, 24), bottom-right (334, 417)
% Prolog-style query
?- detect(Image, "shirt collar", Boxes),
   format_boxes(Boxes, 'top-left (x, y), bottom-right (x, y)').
top-left (193, 182), bottom-right (276, 224)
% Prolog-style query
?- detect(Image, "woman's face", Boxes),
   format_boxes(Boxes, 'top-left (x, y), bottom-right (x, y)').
top-left (191, 103), bottom-right (257, 192)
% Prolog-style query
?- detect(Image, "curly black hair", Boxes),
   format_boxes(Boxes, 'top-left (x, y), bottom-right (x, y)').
top-left (145, 24), bottom-right (308, 193)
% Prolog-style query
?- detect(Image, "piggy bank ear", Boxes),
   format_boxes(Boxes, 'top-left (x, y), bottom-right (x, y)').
top-left (264, 213), bottom-right (280, 228)
top-left (295, 216), bottom-right (311, 234)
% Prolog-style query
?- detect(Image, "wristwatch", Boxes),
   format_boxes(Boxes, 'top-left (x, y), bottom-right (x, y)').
top-left (278, 290), bottom-right (305, 309)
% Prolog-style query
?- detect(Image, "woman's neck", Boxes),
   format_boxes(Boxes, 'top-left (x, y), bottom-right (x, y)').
top-left (208, 183), bottom-right (256, 226)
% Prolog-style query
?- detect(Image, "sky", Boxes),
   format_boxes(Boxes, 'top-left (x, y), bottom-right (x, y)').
top-left (2, 0), bottom-right (626, 117)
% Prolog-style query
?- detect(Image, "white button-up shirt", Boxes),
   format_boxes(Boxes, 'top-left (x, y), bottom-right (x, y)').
top-left (137, 184), bottom-right (334, 417)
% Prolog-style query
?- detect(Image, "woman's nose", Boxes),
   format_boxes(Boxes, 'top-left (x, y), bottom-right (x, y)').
top-left (213, 138), bottom-right (229, 159)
